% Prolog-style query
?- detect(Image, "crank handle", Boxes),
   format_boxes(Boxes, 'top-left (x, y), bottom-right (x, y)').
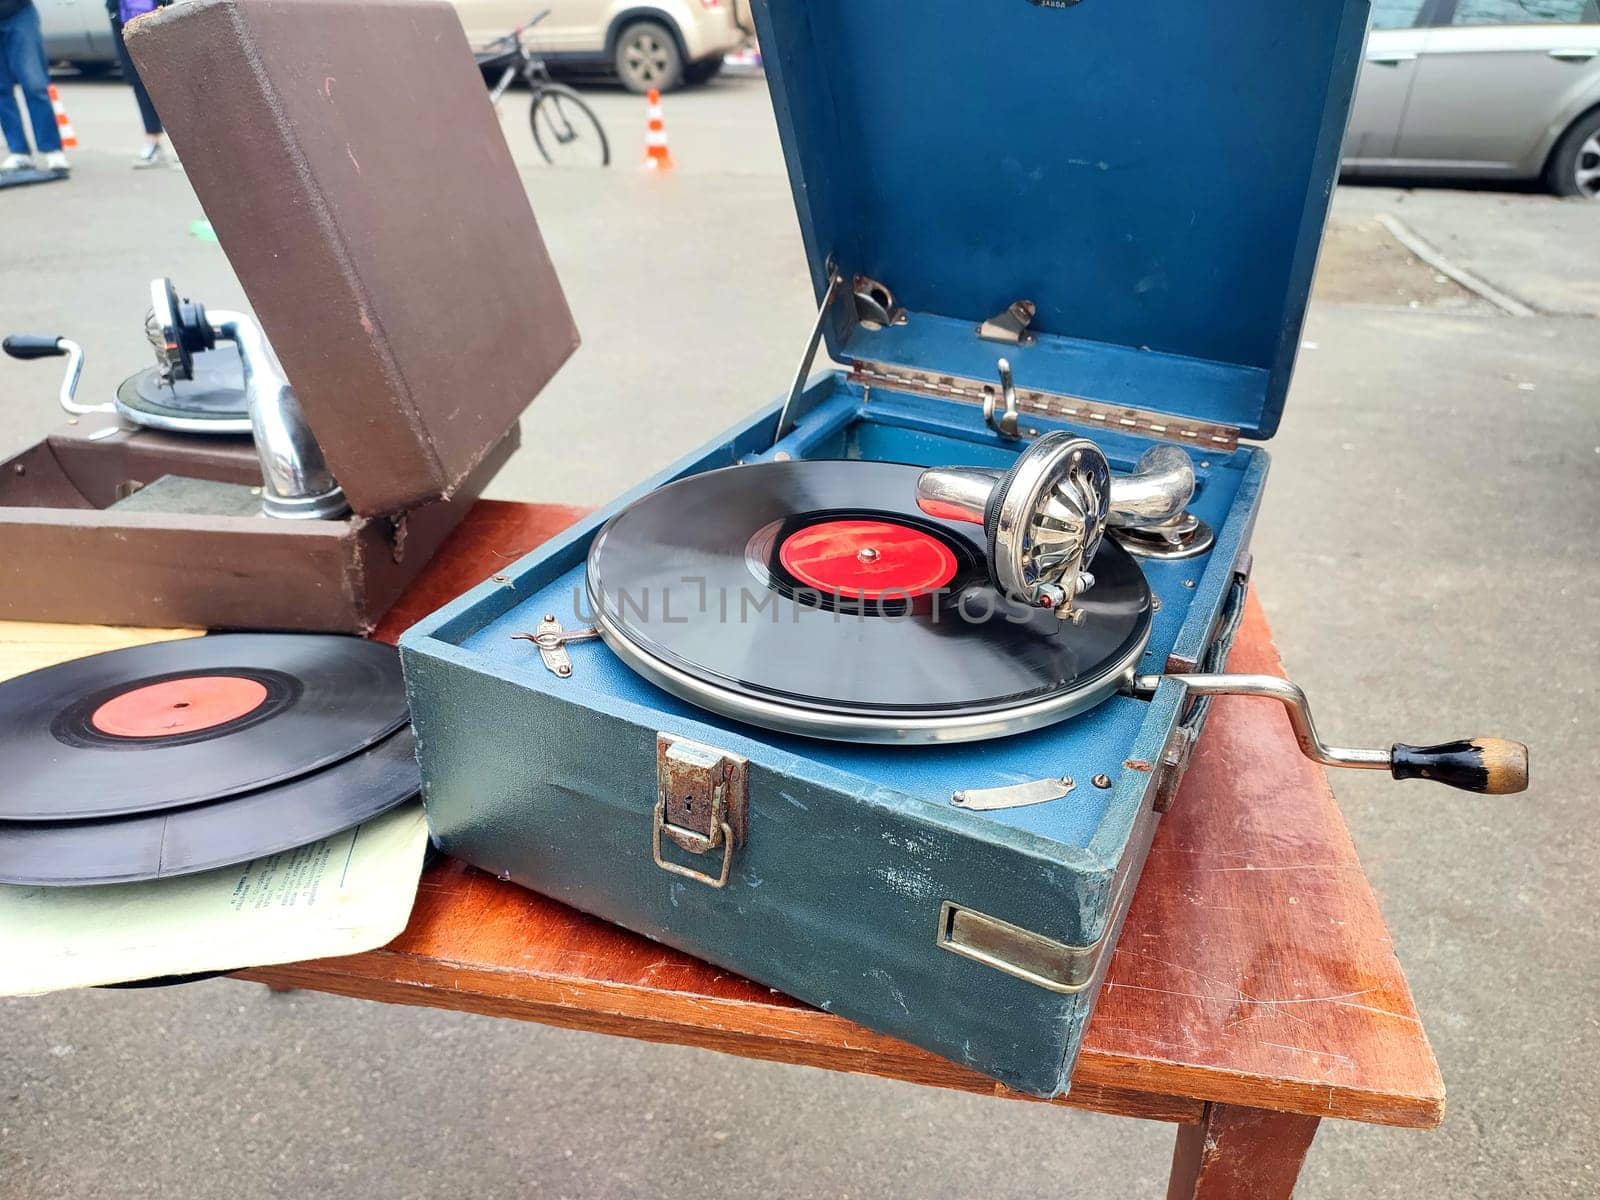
top-left (3, 334), bottom-right (70, 361)
top-left (1131, 673), bottom-right (1528, 794)
top-left (3, 334), bottom-right (107, 416)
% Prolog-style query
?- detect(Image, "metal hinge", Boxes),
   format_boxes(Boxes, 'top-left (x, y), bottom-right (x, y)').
top-left (848, 360), bottom-right (1240, 450)
top-left (652, 734), bottom-right (749, 888)
top-left (387, 513), bottom-right (409, 564)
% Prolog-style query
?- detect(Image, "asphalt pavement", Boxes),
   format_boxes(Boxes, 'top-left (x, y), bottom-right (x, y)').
top-left (1, 73), bottom-right (1597, 1200)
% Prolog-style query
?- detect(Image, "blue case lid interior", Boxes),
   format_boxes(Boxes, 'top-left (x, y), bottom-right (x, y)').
top-left (753, 0), bottom-right (1370, 439)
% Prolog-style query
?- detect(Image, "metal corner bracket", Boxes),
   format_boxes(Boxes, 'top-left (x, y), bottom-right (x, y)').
top-left (936, 865), bottom-right (1138, 993)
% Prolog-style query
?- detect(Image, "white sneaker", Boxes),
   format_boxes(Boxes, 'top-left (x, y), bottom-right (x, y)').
top-left (1, 153), bottom-right (33, 172)
top-left (133, 143), bottom-right (164, 169)
top-left (43, 151), bottom-right (69, 172)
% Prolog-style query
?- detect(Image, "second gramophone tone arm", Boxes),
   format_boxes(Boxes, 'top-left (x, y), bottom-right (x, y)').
top-left (206, 310), bottom-right (347, 521)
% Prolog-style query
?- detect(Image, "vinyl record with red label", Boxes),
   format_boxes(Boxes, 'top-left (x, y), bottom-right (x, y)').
top-left (585, 459), bottom-right (1152, 735)
top-left (0, 634), bottom-right (408, 822)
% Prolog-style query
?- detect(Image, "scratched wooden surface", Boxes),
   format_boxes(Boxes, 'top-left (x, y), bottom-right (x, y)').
top-left (4, 500), bottom-right (1444, 1129)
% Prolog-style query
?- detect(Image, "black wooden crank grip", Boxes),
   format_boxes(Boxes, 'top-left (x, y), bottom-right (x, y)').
top-left (1129, 673), bottom-right (1529, 794)
top-left (3, 334), bottom-right (68, 360)
top-left (1390, 738), bottom-right (1529, 795)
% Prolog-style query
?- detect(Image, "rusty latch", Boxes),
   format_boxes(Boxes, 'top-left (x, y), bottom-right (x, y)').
top-left (653, 734), bottom-right (748, 888)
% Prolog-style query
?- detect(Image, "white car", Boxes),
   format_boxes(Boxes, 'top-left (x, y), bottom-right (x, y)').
top-left (452, 0), bottom-right (750, 92)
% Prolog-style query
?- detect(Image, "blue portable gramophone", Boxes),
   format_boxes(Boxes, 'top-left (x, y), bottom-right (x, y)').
top-left (401, 0), bottom-right (1527, 1096)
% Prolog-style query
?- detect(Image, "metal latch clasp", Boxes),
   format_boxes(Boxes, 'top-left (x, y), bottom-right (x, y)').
top-left (512, 615), bottom-right (600, 677)
top-left (652, 734), bottom-right (749, 888)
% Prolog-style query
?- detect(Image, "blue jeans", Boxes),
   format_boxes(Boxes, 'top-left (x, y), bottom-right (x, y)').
top-left (0, 4), bottom-right (61, 156)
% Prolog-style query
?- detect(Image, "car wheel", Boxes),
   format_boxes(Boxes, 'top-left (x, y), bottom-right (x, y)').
top-left (1546, 108), bottom-right (1600, 199)
top-left (683, 58), bottom-right (724, 86)
top-left (614, 20), bottom-right (683, 94)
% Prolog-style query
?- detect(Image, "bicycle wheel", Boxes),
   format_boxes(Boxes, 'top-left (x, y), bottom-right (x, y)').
top-left (529, 84), bottom-right (610, 168)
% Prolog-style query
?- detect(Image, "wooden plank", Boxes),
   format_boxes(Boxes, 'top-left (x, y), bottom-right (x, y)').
top-left (0, 621), bottom-right (201, 683)
top-left (236, 955), bottom-right (1198, 1124)
top-left (3, 500), bottom-right (1445, 1131)
top-left (1167, 1103), bottom-right (1322, 1200)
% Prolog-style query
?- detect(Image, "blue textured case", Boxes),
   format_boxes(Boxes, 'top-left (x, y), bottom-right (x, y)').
top-left (400, 0), bottom-right (1369, 1096)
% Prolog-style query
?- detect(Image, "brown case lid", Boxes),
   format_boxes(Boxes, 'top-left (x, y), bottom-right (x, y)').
top-left (125, 0), bottom-right (578, 516)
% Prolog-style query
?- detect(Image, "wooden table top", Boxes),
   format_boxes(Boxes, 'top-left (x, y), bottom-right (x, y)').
top-left (4, 500), bottom-right (1444, 1131)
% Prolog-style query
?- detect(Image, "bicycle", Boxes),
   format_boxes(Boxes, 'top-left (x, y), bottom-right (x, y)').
top-left (481, 12), bottom-right (611, 168)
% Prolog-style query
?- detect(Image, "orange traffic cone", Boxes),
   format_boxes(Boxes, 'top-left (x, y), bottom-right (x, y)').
top-left (641, 87), bottom-right (674, 171)
top-left (48, 85), bottom-right (78, 150)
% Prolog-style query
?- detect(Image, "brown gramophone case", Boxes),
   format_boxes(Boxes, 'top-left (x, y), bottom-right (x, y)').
top-left (0, 0), bottom-right (578, 633)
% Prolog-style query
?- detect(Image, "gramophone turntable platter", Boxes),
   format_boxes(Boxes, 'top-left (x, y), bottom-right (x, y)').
top-left (115, 346), bottom-right (251, 435)
top-left (586, 460), bottom-right (1153, 743)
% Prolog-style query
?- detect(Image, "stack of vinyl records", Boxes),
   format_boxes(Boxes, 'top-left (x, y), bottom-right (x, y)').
top-left (0, 635), bottom-right (418, 886)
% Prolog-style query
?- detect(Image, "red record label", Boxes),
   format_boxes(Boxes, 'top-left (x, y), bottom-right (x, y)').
top-left (778, 519), bottom-right (958, 599)
top-left (90, 675), bottom-right (271, 739)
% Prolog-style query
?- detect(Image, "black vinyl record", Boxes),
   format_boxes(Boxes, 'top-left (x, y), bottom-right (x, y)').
top-left (586, 460), bottom-right (1152, 720)
top-left (116, 348), bottom-right (251, 431)
top-left (0, 634), bottom-right (408, 822)
top-left (99, 971), bottom-right (232, 989)
top-left (0, 726), bottom-right (418, 886)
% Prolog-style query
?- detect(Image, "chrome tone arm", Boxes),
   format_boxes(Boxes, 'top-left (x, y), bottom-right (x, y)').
top-left (917, 432), bottom-right (1110, 620)
top-left (209, 310), bottom-right (348, 520)
top-left (1107, 445), bottom-right (1196, 529)
top-left (914, 465), bottom-right (998, 525)
top-left (916, 438), bottom-right (1196, 616)
top-left (1130, 673), bottom-right (1529, 794)
top-left (919, 445), bottom-right (1195, 533)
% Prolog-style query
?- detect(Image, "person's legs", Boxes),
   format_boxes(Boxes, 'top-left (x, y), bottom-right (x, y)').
top-left (0, 10), bottom-right (33, 157)
top-left (110, 18), bottom-right (162, 137)
top-left (5, 5), bottom-right (60, 154)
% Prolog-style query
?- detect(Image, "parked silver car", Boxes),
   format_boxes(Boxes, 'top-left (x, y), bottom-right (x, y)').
top-left (1344, 0), bottom-right (1600, 197)
top-left (37, 0), bottom-right (118, 73)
